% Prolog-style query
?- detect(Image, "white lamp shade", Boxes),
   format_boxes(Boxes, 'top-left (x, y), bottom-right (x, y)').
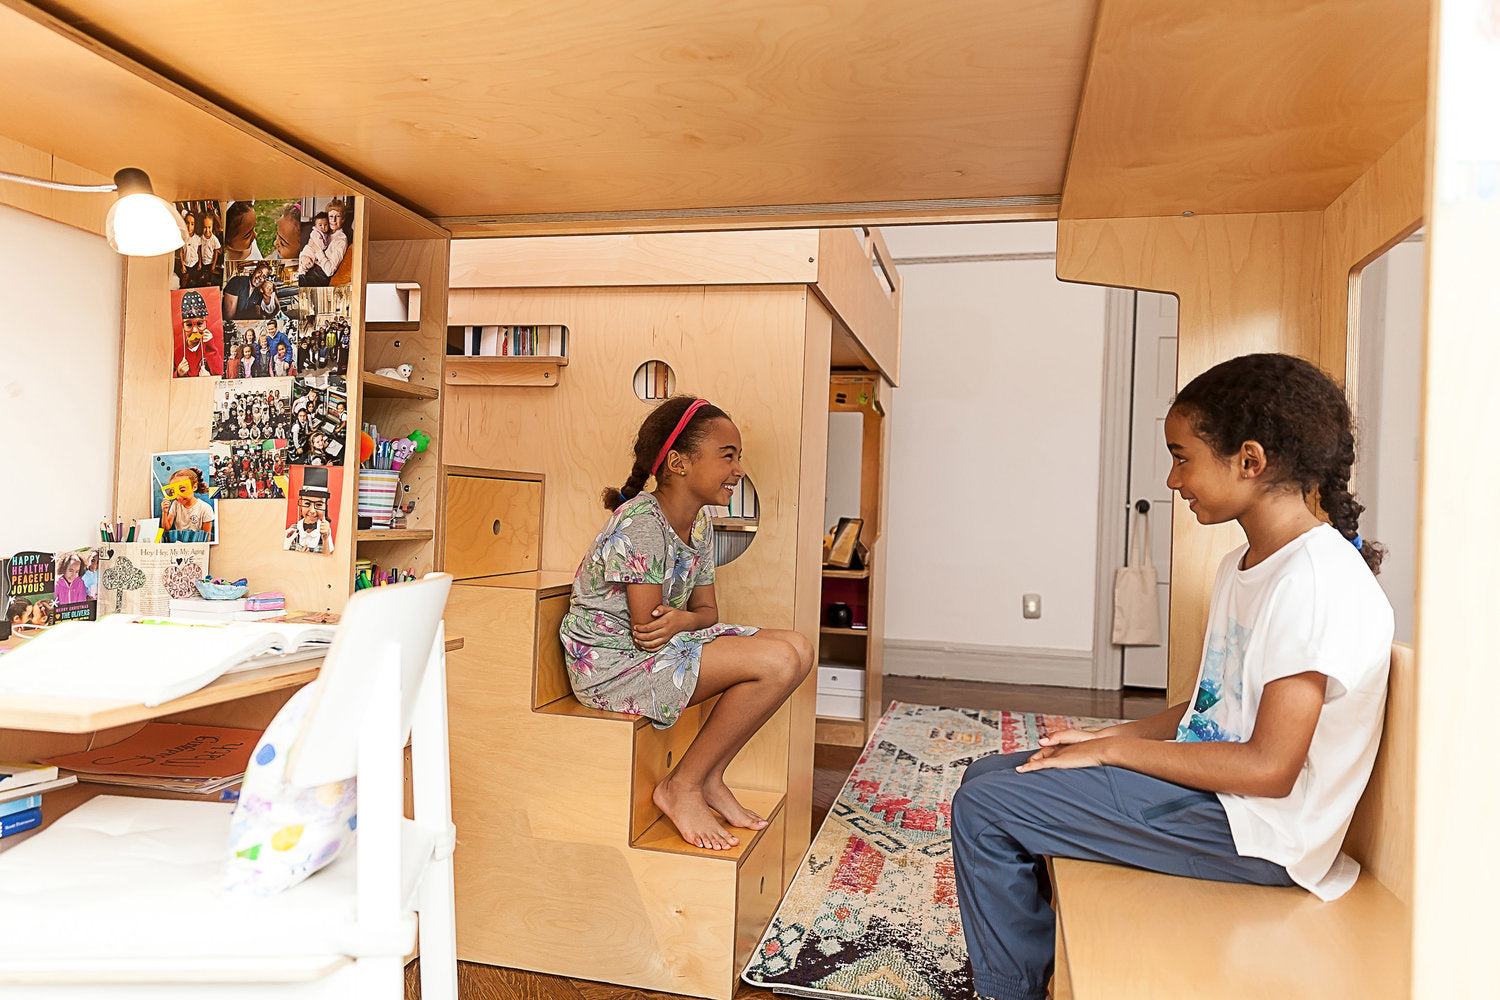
top-left (105, 192), bottom-right (187, 256)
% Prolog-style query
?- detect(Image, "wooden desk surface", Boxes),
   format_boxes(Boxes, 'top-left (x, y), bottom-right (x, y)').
top-left (0, 635), bottom-right (464, 734)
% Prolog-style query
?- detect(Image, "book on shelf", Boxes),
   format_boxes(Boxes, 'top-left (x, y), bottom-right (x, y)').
top-left (1, 807), bottom-right (41, 839)
top-left (707, 478), bottom-right (758, 522)
top-left (0, 762), bottom-right (59, 792)
top-left (0, 615), bottom-right (339, 707)
top-left (0, 774), bottom-right (77, 806)
top-left (43, 721), bottom-right (258, 795)
top-left (0, 793), bottom-right (42, 819)
top-left (457, 324), bottom-right (568, 358)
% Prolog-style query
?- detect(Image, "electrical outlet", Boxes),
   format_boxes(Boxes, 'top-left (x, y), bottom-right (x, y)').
top-left (1022, 593), bottom-right (1042, 619)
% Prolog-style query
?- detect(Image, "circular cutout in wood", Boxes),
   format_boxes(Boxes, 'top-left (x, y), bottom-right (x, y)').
top-left (633, 360), bottom-right (676, 401)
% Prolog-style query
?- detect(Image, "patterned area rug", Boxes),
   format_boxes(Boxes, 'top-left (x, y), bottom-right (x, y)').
top-left (742, 702), bottom-right (1122, 1000)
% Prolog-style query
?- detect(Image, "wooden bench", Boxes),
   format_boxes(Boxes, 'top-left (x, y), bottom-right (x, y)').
top-left (1051, 643), bottom-right (1413, 999)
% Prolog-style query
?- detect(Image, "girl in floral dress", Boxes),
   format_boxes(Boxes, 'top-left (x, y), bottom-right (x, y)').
top-left (560, 396), bottom-right (814, 851)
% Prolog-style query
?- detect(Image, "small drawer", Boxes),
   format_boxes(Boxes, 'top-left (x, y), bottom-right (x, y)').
top-left (816, 691), bottom-right (864, 719)
top-left (818, 665), bottom-right (865, 694)
top-left (443, 474), bottom-right (541, 579)
top-left (735, 808), bottom-right (787, 976)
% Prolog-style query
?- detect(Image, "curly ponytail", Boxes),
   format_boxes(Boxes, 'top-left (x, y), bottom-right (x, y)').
top-left (600, 451), bottom-right (654, 512)
top-left (599, 395), bottom-right (728, 511)
top-left (1173, 353), bottom-right (1384, 574)
top-left (1318, 426), bottom-right (1386, 574)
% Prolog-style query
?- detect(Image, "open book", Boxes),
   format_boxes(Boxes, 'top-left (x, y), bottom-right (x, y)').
top-left (0, 615), bottom-right (337, 707)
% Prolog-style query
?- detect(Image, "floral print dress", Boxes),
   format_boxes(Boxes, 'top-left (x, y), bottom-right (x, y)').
top-left (559, 492), bottom-right (758, 727)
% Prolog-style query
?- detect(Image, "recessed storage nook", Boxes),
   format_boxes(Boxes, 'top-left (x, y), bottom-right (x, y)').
top-left (437, 228), bottom-right (900, 998)
top-left (816, 371), bottom-right (889, 746)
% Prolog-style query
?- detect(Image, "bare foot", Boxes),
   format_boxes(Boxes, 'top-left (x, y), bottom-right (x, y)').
top-left (704, 777), bottom-right (769, 831)
top-left (654, 774), bottom-right (739, 850)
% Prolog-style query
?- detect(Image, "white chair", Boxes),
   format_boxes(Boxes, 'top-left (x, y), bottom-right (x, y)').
top-left (0, 573), bottom-right (459, 1000)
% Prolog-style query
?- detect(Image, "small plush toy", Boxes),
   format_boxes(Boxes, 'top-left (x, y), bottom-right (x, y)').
top-left (389, 437), bottom-right (419, 470)
top-left (373, 364), bottom-right (413, 382)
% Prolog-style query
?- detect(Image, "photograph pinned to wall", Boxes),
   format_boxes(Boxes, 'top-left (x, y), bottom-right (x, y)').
top-left (298, 284), bottom-right (353, 376)
top-left (222, 258), bottom-right (298, 324)
top-left (171, 287), bottom-right (224, 379)
top-left (223, 319), bottom-right (297, 379)
top-left (149, 450), bottom-right (218, 545)
top-left (297, 196), bottom-right (354, 287)
top-left (290, 373), bottom-right (348, 465)
top-left (211, 377), bottom-right (293, 443)
top-left (247, 197), bottom-right (306, 262)
top-left (283, 465), bottom-right (343, 555)
top-left (221, 200), bottom-right (263, 267)
top-left (211, 439), bottom-right (289, 500)
top-left (172, 200), bottom-right (224, 290)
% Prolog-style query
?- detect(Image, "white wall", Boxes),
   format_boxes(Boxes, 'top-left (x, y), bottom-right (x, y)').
top-left (0, 204), bottom-right (121, 553)
top-left (877, 222), bottom-right (1108, 679)
top-left (1356, 237), bottom-right (1424, 644)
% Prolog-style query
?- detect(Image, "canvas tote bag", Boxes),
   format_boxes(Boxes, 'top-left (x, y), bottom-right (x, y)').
top-left (1112, 507), bottom-right (1162, 646)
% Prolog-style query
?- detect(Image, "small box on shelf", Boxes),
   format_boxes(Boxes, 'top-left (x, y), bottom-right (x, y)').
top-left (816, 665), bottom-right (865, 719)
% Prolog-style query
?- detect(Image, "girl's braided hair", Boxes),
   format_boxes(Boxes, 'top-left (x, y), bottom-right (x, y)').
top-left (1172, 353), bottom-right (1384, 574)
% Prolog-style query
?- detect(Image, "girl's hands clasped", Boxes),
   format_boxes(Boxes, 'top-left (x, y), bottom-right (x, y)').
top-left (633, 605), bottom-right (689, 652)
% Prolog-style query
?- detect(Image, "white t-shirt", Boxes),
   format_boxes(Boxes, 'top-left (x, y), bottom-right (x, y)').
top-left (1176, 523), bottom-right (1393, 900)
top-left (170, 497), bottom-right (215, 532)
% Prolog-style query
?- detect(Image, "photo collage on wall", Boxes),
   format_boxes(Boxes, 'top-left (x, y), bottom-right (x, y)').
top-left (165, 194), bottom-right (355, 554)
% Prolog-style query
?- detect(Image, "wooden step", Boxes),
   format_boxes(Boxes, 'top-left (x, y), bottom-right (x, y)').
top-left (631, 788), bottom-right (785, 863)
top-left (631, 702), bottom-right (707, 839)
top-left (534, 696), bottom-right (648, 726)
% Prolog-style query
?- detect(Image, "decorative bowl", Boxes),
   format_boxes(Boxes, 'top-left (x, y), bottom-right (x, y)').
top-left (195, 580), bottom-right (249, 600)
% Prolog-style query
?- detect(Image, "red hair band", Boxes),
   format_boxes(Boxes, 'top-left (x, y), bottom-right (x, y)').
top-left (651, 398), bottom-right (710, 477)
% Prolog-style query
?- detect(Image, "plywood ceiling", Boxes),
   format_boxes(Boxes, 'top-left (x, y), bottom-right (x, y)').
top-left (21, 0), bottom-right (1097, 222)
top-left (1060, 0), bottom-right (1428, 219)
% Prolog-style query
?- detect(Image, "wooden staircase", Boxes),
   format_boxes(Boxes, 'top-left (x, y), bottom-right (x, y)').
top-left (444, 573), bottom-right (790, 999)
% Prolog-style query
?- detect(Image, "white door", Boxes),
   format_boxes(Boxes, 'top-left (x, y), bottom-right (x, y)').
top-left (1122, 292), bottom-right (1177, 688)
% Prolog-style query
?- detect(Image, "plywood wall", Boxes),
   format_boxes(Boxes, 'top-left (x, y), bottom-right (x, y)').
top-left (1056, 211), bottom-right (1324, 701)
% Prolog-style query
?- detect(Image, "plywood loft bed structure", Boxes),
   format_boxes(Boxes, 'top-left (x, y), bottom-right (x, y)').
top-left (435, 229), bottom-right (899, 997)
top-left (1, 0), bottom-right (1495, 996)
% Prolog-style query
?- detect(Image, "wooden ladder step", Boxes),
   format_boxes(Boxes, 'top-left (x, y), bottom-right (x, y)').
top-left (631, 789), bottom-right (785, 863)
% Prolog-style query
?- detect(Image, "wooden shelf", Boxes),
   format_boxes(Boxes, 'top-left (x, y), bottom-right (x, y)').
top-left (711, 517), bottom-right (759, 532)
top-left (356, 529), bottom-right (434, 542)
top-left (822, 566), bottom-right (869, 579)
top-left (444, 356), bottom-right (566, 388)
top-left (365, 321), bottom-right (421, 333)
top-left (361, 370), bottom-right (440, 399)
top-left (631, 788), bottom-right (784, 860)
top-left (815, 716), bottom-right (868, 748)
top-left (819, 626), bottom-right (870, 637)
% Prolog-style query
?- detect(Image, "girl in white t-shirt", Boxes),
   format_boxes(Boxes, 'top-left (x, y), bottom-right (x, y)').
top-left (952, 353), bottom-right (1394, 1000)
top-left (159, 466), bottom-right (217, 542)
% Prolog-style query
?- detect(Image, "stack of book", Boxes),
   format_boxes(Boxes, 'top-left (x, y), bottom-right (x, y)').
top-left (167, 591), bottom-right (286, 623)
top-left (0, 763), bottom-right (79, 841)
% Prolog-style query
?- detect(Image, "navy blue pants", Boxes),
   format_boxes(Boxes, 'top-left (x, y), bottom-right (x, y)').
top-left (950, 750), bottom-right (1295, 1000)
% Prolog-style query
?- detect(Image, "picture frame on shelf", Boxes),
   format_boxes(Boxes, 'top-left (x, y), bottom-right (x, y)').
top-left (825, 517), bottom-right (863, 569)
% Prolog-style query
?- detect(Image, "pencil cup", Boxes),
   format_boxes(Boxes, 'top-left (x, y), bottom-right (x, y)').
top-left (357, 469), bottom-right (400, 529)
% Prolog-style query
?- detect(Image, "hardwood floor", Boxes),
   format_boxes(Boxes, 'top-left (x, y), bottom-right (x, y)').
top-left (405, 678), bottom-right (1167, 999)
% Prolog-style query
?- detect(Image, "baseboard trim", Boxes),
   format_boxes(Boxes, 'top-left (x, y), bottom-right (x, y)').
top-left (883, 639), bottom-right (1094, 688)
